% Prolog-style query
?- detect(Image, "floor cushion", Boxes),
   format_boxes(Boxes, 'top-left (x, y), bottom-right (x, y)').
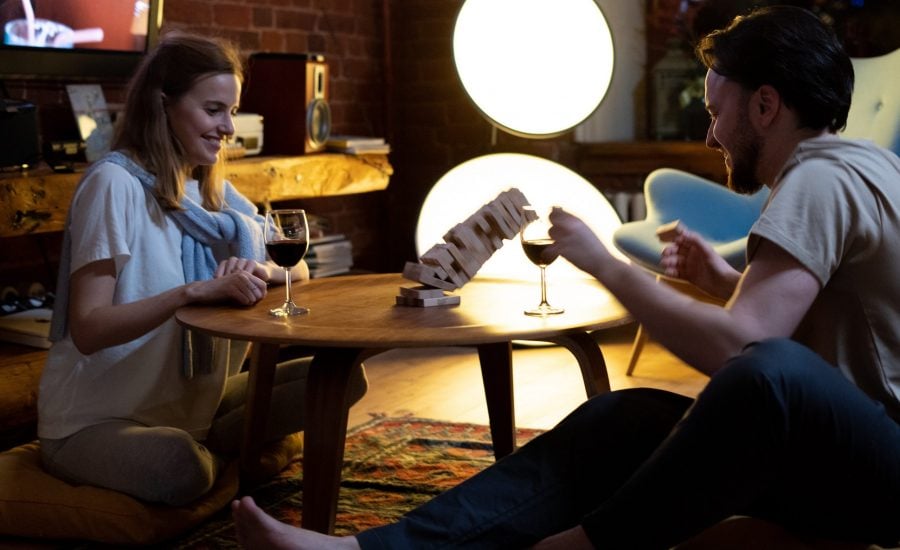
top-left (0, 439), bottom-right (249, 545)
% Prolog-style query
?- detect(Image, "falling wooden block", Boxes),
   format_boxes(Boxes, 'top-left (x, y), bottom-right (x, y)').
top-left (420, 244), bottom-right (465, 286)
top-left (444, 223), bottom-right (491, 264)
top-left (403, 187), bottom-right (536, 292)
top-left (402, 261), bottom-right (458, 290)
top-left (655, 220), bottom-right (683, 242)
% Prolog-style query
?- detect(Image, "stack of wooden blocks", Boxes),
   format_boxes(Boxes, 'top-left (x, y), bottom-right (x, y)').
top-left (398, 188), bottom-right (537, 307)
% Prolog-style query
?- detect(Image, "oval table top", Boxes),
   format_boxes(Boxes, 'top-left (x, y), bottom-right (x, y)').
top-left (175, 272), bottom-right (630, 348)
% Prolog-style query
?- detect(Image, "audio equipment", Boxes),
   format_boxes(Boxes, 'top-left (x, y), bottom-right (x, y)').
top-left (241, 53), bottom-right (331, 155)
top-left (0, 99), bottom-right (40, 169)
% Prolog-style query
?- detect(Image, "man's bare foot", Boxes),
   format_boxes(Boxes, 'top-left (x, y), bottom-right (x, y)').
top-left (231, 496), bottom-right (361, 550)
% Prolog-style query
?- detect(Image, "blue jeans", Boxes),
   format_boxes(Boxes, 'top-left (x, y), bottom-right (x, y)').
top-left (356, 339), bottom-right (900, 549)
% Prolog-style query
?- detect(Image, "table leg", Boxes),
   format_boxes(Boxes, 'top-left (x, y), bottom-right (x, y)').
top-left (477, 341), bottom-right (516, 459)
top-left (547, 332), bottom-right (611, 397)
top-left (241, 342), bottom-right (280, 480)
top-left (301, 347), bottom-right (365, 534)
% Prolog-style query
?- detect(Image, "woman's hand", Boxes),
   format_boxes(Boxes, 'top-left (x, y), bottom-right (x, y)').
top-left (658, 225), bottom-right (741, 300)
top-left (215, 256), bottom-right (271, 281)
top-left (188, 270), bottom-right (268, 306)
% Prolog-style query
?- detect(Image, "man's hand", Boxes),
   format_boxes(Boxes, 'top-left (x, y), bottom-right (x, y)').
top-left (547, 207), bottom-right (612, 278)
top-left (658, 224), bottom-right (741, 300)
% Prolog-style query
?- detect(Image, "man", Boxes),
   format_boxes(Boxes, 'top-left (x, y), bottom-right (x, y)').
top-left (232, 6), bottom-right (900, 549)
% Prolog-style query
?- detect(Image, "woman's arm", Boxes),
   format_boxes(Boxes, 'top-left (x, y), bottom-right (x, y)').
top-left (68, 258), bottom-right (268, 355)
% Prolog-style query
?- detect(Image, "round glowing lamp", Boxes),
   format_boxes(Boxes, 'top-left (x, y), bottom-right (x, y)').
top-left (453, 0), bottom-right (615, 138)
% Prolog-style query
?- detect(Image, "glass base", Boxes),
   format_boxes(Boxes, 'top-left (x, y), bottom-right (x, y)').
top-left (524, 304), bottom-right (564, 317)
top-left (269, 301), bottom-right (310, 317)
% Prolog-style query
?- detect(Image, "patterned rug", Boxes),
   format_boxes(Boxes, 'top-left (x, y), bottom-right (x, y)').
top-left (166, 417), bottom-right (544, 549)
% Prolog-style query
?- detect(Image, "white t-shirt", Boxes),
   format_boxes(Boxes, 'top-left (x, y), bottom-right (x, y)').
top-left (38, 163), bottom-right (231, 440)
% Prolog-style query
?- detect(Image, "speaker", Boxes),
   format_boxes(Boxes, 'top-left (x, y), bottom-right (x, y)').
top-left (241, 53), bottom-right (331, 155)
top-left (0, 99), bottom-right (41, 169)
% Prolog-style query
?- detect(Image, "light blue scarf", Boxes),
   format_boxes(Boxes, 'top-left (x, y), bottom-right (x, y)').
top-left (50, 151), bottom-right (266, 377)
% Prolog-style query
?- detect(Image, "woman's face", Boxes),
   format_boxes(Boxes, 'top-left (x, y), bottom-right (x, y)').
top-left (165, 72), bottom-right (240, 167)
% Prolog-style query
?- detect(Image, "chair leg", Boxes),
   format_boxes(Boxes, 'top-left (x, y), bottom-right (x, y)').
top-left (625, 323), bottom-right (648, 376)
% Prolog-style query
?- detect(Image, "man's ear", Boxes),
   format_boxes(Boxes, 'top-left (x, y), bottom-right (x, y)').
top-left (753, 85), bottom-right (780, 127)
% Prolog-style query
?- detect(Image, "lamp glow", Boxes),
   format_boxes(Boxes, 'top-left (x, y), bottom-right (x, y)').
top-left (453, 0), bottom-right (615, 137)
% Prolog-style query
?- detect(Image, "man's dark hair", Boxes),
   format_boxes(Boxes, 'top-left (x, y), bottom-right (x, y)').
top-left (696, 5), bottom-right (854, 132)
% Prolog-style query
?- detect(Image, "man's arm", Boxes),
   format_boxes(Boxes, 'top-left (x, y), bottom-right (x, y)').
top-left (548, 208), bottom-right (820, 375)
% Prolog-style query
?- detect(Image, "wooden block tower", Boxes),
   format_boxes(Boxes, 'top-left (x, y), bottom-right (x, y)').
top-left (397, 188), bottom-right (537, 307)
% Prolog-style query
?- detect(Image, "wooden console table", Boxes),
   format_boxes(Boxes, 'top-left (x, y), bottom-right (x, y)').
top-left (0, 153), bottom-right (392, 238)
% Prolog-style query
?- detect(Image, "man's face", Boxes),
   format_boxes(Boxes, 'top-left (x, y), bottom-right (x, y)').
top-left (704, 70), bottom-right (765, 195)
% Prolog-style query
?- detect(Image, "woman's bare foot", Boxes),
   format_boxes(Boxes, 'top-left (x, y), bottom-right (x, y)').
top-left (231, 496), bottom-right (361, 550)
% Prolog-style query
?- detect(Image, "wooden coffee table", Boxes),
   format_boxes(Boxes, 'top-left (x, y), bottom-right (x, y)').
top-left (176, 273), bottom-right (629, 533)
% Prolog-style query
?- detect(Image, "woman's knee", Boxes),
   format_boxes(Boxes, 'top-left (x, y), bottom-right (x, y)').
top-left (147, 427), bottom-right (221, 505)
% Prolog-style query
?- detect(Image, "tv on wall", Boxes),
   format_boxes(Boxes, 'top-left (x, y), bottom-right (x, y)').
top-left (0, 0), bottom-right (164, 80)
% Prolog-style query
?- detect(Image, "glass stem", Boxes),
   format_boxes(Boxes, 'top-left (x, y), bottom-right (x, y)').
top-left (539, 265), bottom-right (549, 306)
top-left (284, 267), bottom-right (292, 305)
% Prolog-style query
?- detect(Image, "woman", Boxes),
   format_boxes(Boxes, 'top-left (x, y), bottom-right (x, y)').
top-left (37, 33), bottom-right (366, 506)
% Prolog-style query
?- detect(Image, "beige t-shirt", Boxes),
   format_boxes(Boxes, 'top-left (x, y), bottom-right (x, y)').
top-left (749, 135), bottom-right (900, 421)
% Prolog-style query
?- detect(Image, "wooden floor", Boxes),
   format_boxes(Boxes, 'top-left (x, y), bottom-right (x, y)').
top-left (347, 322), bottom-right (709, 431)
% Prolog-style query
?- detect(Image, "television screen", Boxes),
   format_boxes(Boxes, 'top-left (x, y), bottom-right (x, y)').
top-left (0, 0), bottom-right (163, 79)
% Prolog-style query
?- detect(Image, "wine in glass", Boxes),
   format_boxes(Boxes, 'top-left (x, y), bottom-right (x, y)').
top-left (520, 207), bottom-right (564, 316)
top-left (265, 209), bottom-right (310, 317)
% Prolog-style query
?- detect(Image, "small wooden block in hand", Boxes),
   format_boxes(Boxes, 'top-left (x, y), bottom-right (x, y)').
top-left (655, 220), bottom-right (683, 242)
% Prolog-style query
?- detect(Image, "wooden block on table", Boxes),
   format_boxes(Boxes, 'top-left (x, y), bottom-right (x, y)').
top-left (402, 261), bottom-right (458, 290)
top-left (655, 220), bottom-right (683, 242)
top-left (399, 285), bottom-right (449, 299)
top-left (395, 294), bottom-right (461, 307)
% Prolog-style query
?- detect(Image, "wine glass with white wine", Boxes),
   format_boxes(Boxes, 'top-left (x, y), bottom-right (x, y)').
top-left (520, 206), bottom-right (564, 316)
top-left (265, 209), bottom-right (310, 317)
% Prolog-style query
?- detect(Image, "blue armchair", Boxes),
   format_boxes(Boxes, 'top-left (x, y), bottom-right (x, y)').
top-left (614, 48), bottom-right (900, 375)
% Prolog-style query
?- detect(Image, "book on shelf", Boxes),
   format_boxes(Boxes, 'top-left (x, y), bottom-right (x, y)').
top-left (326, 135), bottom-right (385, 148)
top-left (308, 239), bottom-right (353, 261)
top-left (306, 234), bottom-right (353, 278)
top-left (0, 308), bottom-right (52, 349)
top-left (325, 135), bottom-right (391, 155)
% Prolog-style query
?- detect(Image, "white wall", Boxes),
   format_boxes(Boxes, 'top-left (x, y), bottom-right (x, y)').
top-left (575, 0), bottom-right (645, 142)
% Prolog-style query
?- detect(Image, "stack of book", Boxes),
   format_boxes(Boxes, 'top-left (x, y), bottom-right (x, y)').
top-left (307, 234), bottom-right (354, 278)
top-left (325, 135), bottom-right (391, 155)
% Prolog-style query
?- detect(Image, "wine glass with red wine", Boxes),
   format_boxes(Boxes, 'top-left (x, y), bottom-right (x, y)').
top-left (520, 206), bottom-right (564, 316)
top-left (265, 209), bottom-right (310, 317)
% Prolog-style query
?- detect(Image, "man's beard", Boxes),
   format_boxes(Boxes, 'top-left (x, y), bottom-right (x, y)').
top-left (725, 111), bottom-right (765, 195)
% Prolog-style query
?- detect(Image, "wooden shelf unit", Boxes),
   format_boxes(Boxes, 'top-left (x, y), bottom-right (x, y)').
top-left (0, 153), bottom-right (392, 238)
